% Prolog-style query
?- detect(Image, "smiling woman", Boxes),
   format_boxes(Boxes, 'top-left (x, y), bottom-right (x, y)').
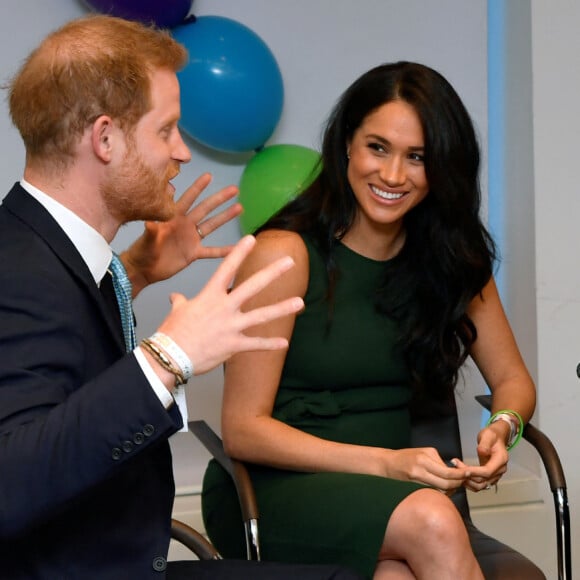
top-left (343, 99), bottom-right (429, 261)
top-left (201, 61), bottom-right (537, 580)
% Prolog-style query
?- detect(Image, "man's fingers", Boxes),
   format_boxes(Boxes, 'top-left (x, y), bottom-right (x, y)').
top-left (193, 186), bottom-right (239, 216)
top-left (205, 235), bottom-right (296, 300)
top-left (204, 235), bottom-right (258, 290)
top-left (196, 202), bottom-right (243, 237)
top-left (239, 297), bottom-right (304, 331)
top-left (228, 254), bottom-right (297, 306)
top-left (237, 336), bottom-right (290, 352)
top-left (196, 244), bottom-right (237, 260)
top-left (169, 292), bottom-right (187, 307)
top-left (175, 173), bottom-right (212, 210)
top-left (179, 178), bottom-right (238, 218)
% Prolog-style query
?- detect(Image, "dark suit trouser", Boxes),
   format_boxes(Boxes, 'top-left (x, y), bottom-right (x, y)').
top-left (167, 560), bottom-right (363, 579)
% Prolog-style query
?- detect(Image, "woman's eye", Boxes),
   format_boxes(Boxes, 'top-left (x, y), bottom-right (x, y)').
top-left (409, 152), bottom-right (425, 162)
top-left (368, 142), bottom-right (386, 153)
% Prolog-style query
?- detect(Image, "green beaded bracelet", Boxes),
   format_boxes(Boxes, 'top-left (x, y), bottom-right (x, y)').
top-left (486, 409), bottom-right (524, 451)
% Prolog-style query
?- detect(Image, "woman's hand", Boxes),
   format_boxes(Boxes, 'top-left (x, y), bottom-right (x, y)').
top-left (458, 424), bottom-right (509, 492)
top-left (384, 447), bottom-right (471, 493)
top-left (464, 276), bottom-right (535, 492)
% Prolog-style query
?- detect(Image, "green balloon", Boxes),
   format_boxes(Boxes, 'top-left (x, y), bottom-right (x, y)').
top-left (238, 144), bottom-right (321, 234)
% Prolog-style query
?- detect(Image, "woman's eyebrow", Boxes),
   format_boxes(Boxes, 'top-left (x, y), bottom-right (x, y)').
top-left (365, 133), bottom-right (425, 151)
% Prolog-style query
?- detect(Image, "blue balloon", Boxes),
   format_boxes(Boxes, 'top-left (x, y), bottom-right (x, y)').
top-left (84, 0), bottom-right (193, 29)
top-left (172, 16), bottom-right (284, 153)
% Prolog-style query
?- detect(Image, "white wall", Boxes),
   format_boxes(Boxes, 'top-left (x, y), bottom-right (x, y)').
top-left (531, 1), bottom-right (580, 576)
top-left (0, 0), bottom-right (491, 454)
top-left (2, 1), bottom-right (574, 577)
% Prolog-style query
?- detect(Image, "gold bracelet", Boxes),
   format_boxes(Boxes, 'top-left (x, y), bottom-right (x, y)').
top-left (149, 332), bottom-right (193, 380)
top-left (141, 338), bottom-right (185, 386)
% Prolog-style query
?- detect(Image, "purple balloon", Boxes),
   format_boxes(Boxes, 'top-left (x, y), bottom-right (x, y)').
top-left (84, 0), bottom-right (193, 29)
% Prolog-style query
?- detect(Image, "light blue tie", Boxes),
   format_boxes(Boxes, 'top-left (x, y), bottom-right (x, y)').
top-left (108, 253), bottom-right (137, 352)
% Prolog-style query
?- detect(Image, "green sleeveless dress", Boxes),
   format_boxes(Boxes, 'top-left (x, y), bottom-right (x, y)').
top-left (202, 236), bottom-right (423, 579)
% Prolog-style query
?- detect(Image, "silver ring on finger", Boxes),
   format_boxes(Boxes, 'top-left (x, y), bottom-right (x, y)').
top-left (196, 225), bottom-right (205, 239)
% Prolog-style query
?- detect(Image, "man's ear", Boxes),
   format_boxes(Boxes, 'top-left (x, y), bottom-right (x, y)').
top-left (91, 115), bottom-right (116, 163)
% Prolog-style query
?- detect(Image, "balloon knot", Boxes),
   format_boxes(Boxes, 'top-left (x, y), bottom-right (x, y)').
top-left (183, 14), bottom-right (197, 25)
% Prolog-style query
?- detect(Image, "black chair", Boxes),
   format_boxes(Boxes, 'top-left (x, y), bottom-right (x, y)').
top-left (188, 394), bottom-right (571, 579)
top-left (474, 394), bottom-right (571, 580)
top-left (188, 421), bottom-right (261, 561)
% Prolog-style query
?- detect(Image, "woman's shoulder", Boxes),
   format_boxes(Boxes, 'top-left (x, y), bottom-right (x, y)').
top-left (243, 230), bottom-right (310, 297)
top-left (254, 229), bottom-right (309, 263)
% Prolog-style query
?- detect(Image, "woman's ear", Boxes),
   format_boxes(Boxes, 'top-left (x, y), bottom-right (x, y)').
top-left (91, 115), bottom-right (115, 163)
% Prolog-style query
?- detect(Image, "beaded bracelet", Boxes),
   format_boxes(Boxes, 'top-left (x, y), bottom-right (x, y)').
top-left (150, 332), bottom-right (194, 381)
top-left (141, 338), bottom-right (186, 386)
top-left (486, 409), bottom-right (524, 451)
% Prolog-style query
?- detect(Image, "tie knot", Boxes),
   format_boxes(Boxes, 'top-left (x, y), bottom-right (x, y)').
top-left (109, 253), bottom-right (132, 298)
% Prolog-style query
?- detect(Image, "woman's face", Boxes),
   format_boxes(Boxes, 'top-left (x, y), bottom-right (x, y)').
top-left (346, 99), bottom-right (429, 234)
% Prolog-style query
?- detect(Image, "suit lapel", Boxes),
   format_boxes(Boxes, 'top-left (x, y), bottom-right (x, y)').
top-left (2, 184), bottom-right (126, 353)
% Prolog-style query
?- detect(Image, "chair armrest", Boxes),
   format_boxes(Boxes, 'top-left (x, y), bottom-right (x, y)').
top-left (474, 395), bottom-right (567, 491)
top-left (188, 420), bottom-right (260, 523)
top-left (475, 394), bottom-right (571, 579)
top-left (171, 518), bottom-right (221, 560)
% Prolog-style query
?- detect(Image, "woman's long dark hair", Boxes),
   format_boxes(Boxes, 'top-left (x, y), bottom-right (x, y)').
top-left (257, 62), bottom-right (497, 410)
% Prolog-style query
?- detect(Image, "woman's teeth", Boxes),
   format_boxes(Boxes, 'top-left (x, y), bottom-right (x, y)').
top-left (371, 185), bottom-right (404, 200)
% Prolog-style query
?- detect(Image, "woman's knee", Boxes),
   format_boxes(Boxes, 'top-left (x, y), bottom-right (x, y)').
top-left (386, 488), bottom-right (468, 548)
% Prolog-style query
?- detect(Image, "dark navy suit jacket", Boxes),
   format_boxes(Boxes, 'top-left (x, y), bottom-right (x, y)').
top-left (0, 184), bottom-right (183, 578)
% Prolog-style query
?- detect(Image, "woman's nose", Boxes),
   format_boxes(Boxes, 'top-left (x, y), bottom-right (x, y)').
top-left (379, 157), bottom-right (405, 185)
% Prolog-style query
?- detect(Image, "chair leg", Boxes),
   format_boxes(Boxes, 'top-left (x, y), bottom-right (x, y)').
top-left (244, 518), bottom-right (261, 561)
top-left (553, 487), bottom-right (572, 580)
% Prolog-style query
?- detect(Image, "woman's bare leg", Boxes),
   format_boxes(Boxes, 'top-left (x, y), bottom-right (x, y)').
top-left (374, 558), bottom-right (416, 579)
top-left (376, 488), bottom-right (483, 580)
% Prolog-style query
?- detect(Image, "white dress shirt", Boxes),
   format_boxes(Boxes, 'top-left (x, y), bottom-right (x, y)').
top-left (19, 179), bottom-right (187, 422)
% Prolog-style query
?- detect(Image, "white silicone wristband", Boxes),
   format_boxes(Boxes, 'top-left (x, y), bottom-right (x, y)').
top-left (489, 413), bottom-right (518, 447)
top-left (150, 332), bottom-right (194, 380)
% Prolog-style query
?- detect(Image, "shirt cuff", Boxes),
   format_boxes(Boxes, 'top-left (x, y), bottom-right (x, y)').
top-left (134, 345), bottom-right (175, 409)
